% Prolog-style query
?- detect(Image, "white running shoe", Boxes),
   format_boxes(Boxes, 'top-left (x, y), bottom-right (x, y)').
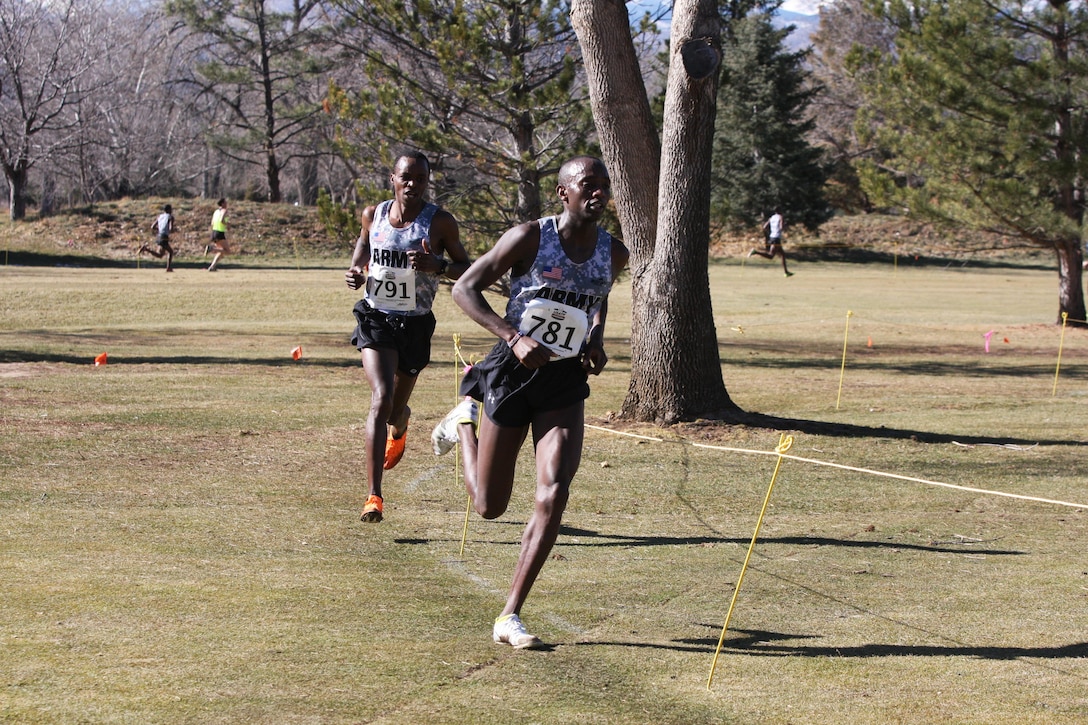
top-left (492, 613), bottom-right (544, 649)
top-left (431, 398), bottom-right (478, 455)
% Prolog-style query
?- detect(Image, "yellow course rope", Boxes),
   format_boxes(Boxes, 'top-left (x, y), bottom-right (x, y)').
top-left (582, 422), bottom-right (1086, 691)
top-left (585, 425), bottom-right (1087, 511)
top-left (689, 441), bottom-right (1088, 509)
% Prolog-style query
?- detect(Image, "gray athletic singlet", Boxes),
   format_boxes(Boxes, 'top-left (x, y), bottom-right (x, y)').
top-left (365, 200), bottom-right (441, 316)
top-left (505, 216), bottom-right (614, 360)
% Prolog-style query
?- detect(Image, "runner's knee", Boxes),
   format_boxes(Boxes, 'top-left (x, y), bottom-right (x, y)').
top-left (535, 479), bottom-right (570, 517)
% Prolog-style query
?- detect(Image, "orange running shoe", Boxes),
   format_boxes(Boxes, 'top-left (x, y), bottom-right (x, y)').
top-left (360, 494), bottom-right (383, 523)
top-left (383, 426), bottom-right (408, 470)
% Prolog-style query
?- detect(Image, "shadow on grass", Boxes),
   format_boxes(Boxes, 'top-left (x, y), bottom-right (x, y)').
top-left (585, 629), bottom-right (1088, 659)
top-left (400, 525), bottom-right (1025, 557)
top-left (3, 250), bottom-right (135, 268)
top-left (717, 630), bottom-right (1088, 659)
top-left (553, 526), bottom-right (1025, 556)
top-left (789, 246), bottom-right (1054, 272)
top-left (0, 350), bottom-right (358, 368)
top-left (701, 409), bottom-right (1087, 448)
top-left (1, 250), bottom-right (339, 270)
top-left (724, 353), bottom-right (1088, 382)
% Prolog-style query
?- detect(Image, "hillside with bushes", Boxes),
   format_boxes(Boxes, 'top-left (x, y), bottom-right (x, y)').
top-left (0, 199), bottom-right (1049, 269)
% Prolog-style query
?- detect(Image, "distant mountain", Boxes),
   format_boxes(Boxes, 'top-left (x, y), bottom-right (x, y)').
top-left (776, 10), bottom-right (820, 52)
top-left (626, 5), bottom-right (821, 54)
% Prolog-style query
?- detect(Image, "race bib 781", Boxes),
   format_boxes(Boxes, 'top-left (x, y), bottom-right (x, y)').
top-left (519, 297), bottom-right (589, 360)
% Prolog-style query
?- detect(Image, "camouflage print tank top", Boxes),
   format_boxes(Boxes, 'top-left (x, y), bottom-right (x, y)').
top-left (364, 200), bottom-right (440, 316)
top-left (506, 216), bottom-right (614, 360)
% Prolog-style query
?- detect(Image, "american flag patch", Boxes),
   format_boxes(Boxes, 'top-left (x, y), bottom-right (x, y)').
top-left (542, 266), bottom-right (563, 280)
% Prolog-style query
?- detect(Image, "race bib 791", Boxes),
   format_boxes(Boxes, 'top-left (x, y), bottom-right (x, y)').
top-left (366, 264), bottom-right (416, 312)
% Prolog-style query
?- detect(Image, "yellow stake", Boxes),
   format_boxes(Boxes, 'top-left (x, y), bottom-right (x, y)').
top-left (1052, 312), bottom-right (1068, 397)
top-left (707, 434), bottom-right (793, 691)
top-left (836, 310), bottom-right (853, 410)
top-left (459, 493), bottom-right (472, 558)
top-left (451, 334), bottom-right (475, 558)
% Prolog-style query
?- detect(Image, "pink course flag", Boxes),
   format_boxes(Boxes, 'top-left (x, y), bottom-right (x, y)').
top-left (983, 330), bottom-right (994, 353)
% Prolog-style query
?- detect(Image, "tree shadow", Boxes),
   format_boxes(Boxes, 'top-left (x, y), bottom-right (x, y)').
top-left (790, 246), bottom-right (1054, 272)
top-left (554, 525), bottom-right (1024, 556)
top-left (3, 251), bottom-right (135, 268)
top-left (579, 628), bottom-right (1088, 660)
top-left (0, 350), bottom-right (358, 368)
top-left (399, 524), bottom-right (1025, 557)
top-left (692, 409), bottom-right (1087, 448)
top-left (1, 250), bottom-right (340, 270)
top-left (721, 348), bottom-right (1088, 382)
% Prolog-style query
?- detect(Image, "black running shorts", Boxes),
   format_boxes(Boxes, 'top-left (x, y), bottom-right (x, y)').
top-left (460, 341), bottom-right (590, 427)
top-left (351, 299), bottom-right (436, 376)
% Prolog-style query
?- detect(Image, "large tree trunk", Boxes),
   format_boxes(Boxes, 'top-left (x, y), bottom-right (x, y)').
top-left (574, 0), bottom-right (737, 423)
top-left (1055, 238), bottom-right (1087, 327)
top-left (6, 160), bottom-right (28, 221)
top-left (298, 155), bottom-right (318, 206)
top-left (40, 174), bottom-right (56, 217)
top-left (266, 145), bottom-right (282, 203)
top-left (632, 0), bottom-right (735, 422)
top-left (1050, 4), bottom-right (1087, 328)
top-left (514, 111), bottom-right (542, 223)
top-left (571, 0), bottom-right (660, 250)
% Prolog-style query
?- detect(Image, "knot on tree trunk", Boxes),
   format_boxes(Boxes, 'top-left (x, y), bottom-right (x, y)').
top-left (680, 37), bottom-right (720, 80)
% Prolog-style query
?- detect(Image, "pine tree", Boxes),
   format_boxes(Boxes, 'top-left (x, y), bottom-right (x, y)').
top-left (858, 0), bottom-right (1088, 325)
top-left (711, 5), bottom-right (831, 231)
top-left (165, 0), bottom-right (335, 204)
top-left (325, 0), bottom-right (595, 246)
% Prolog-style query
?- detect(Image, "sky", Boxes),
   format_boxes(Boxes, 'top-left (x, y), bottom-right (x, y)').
top-left (629, 0), bottom-right (826, 18)
top-left (781, 0), bottom-right (825, 13)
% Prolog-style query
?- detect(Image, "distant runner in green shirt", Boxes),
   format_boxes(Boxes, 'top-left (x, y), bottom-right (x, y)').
top-left (206, 198), bottom-right (230, 271)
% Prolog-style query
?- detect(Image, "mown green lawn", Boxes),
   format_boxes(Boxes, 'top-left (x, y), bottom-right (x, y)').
top-left (1, 258), bottom-right (1086, 724)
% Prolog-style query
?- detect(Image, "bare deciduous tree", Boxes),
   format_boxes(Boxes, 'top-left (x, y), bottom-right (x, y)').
top-left (807, 0), bottom-right (896, 212)
top-left (0, 0), bottom-right (103, 220)
top-left (165, 0), bottom-right (335, 203)
top-left (64, 5), bottom-right (206, 202)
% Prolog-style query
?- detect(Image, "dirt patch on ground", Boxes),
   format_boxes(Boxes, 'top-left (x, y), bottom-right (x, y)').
top-left (0, 362), bottom-right (65, 379)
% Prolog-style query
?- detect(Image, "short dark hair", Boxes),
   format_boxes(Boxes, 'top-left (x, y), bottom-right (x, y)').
top-left (163, 204), bottom-right (172, 213)
top-left (557, 156), bottom-right (607, 188)
top-left (395, 151), bottom-right (430, 172)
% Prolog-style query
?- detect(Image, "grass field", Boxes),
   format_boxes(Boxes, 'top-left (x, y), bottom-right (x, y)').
top-left (1, 252), bottom-right (1087, 724)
